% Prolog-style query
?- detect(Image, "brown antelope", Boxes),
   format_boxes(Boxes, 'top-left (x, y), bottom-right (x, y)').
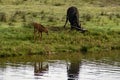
top-left (32, 22), bottom-right (48, 41)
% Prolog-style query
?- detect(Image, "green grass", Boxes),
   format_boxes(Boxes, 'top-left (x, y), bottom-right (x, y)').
top-left (0, 23), bottom-right (119, 57)
top-left (0, 0), bottom-right (120, 57)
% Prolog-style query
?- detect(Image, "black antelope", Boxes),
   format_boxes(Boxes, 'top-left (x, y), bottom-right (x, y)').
top-left (64, 6), bottom-right (87, 32)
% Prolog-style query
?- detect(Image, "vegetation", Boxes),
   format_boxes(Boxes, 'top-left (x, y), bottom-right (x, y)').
top-left (0, 0), bottom-right (120, 57)
top-left (0, 51), bottom-right (120, 66)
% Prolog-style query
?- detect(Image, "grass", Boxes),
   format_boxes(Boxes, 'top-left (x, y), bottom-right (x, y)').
top-left (0, 24), bottom-right (119, 57)
top-left (0, 0), bottom-right (120, 57)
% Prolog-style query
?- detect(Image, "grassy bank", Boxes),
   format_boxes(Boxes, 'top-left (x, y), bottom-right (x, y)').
top-left (0, 24), bottom-right (119, 57)
top-left (0, 0), bottom-right (120, 57)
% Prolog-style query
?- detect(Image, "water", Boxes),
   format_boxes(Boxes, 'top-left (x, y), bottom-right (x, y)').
top-left (0, 53), bottom-right (120, 80)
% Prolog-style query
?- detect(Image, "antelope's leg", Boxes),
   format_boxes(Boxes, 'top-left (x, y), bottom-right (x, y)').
top-left (39, 32), bottom-right (42, 41)
top-left (41, 32), bottom-right (42, 40)
top-left (63, 16), bottom-right (68, 28)
top-left (34, 29), bottom-right (37, 41)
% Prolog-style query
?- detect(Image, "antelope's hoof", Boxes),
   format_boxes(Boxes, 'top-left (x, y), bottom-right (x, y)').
top-left (80, 29), bottom-right (88, 33)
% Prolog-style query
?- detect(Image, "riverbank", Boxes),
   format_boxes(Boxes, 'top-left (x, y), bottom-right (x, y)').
top-left (0, 23), bottom-right (120, 57)
top-left (0, 0), bottom-right (120, 57)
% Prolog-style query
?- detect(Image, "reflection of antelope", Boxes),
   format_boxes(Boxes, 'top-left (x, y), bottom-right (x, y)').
top-left (67, 60), bottom-right (81, 80)
top-left (34, 62), bottom-right (48, 76)
top-left (32, 22), bottom-right (48, 41)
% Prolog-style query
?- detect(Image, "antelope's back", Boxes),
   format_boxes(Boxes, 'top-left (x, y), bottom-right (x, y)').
top-left (67, 6), bottom-right (79, 18)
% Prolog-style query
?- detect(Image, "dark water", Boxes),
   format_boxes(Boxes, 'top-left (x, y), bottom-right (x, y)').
top-left (0, 52), bottom-right (120, 80)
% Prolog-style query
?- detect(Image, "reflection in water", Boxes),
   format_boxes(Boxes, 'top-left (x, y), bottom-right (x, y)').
top-left (33, 60), bottom-right (81, 80)
top-left (0, 53), bottom-right (120, 80)
top-left (67, 60), bottom-right (81, 80)
top-left (79, 60), bottom-right (120, 80)
top-left (34, 62), bottom-right (48, 76)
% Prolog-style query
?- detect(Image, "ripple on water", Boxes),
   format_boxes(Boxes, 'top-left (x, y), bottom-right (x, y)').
top-left (0, 58), bottom-right (120, 80)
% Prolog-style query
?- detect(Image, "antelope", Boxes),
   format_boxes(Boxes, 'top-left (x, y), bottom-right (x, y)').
top-left (32, 22), bottom-right (48, 41)
top-left (64, 6), bottom-right (87, 32)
